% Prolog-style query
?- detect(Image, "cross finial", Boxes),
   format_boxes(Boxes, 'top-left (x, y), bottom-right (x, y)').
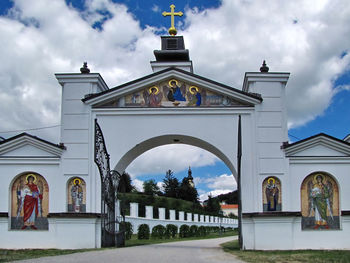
top-left (162, 4), bottom-right (183, 36)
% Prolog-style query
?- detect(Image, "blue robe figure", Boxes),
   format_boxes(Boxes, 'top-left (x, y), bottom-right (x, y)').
top-left (195, 92), bottom-right (201, 106)
top-left (167, 81), bottom-right (186, 102)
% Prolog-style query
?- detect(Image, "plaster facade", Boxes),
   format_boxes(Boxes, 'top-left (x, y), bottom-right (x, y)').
top-left (0, 35), bottom-right (349, 250)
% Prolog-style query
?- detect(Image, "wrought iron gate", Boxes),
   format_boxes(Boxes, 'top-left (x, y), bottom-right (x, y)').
top-left (94, 119), bottom-right (125, 247)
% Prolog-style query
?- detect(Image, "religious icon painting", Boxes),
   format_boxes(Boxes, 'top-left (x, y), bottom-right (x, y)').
top-left (11, 172), bottom-right (49, 230)
top-left (111, 78), bottom-right (241, 108)
top-left (262, 177), bottom-right (282, 212)
top-left (67, 177), bottom-right (86, 213)
top-left (301, 172), bottom-right (340, 230)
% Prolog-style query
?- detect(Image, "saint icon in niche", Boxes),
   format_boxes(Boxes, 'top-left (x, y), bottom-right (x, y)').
top-left (68, 177), bottom-right (86, 212)
top-left (301, 173), bottom-right (339, 230)
top-left (143, 86), bottom-right (163, 107)
top-left (11, 173), bottom-right (49, 230)
top-left (165, 79), bottom-right (186, 104)
top-left (263, 177), bottom-right (281, 212)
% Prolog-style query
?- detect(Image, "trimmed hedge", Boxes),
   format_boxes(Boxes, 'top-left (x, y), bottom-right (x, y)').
top-left (120, 221), bottom-right (133, 240)
top-left (198, 226), bottom-right (207, 236)
top-left (165, 224), bottom-right (178, 238)
top-left (189, 225), bottom-right (198, 237)
top-left (137, 224), bottom-right (150, 239)
top-left (151, 225), bottom-right (166, 239)
top-left (179, 224), bottom-right (190, 238)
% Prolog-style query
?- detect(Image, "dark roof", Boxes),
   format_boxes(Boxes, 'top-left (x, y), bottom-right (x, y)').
top-left (282, 133), bottom-right (350, 149)
top-left (0, 132), bottom-right (66, 150)
top-left (82, 67), bottom-right (262, 102)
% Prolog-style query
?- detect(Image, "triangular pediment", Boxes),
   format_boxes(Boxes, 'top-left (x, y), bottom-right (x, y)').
top-left (83, 68), bottom-right (262, 108)
top-left (283, 133), bottom-right (350, 157)
top-left (0, 133), bottom-right (64, 158)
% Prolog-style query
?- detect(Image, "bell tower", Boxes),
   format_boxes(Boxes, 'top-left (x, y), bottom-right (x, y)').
top-left (150, 4), bottom-right (193, 73)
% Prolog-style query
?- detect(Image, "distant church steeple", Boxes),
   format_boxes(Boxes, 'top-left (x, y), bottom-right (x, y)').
top-left (150, 4), bottom-right (193, 73)
top-left (187, 166), bottom-right (194, 188)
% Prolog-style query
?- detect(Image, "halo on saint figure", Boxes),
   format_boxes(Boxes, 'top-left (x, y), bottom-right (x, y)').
top-left (313, 173), bottom-right (325, 184)
top-left (148, 86), bottom-right (160, 95)
top-left (189, 86), bottom-right (199, 94)
top-left (168, 79), bottom-right (179, 87)
top-left (26, 173), bottom-right (37, 183)
top-left (267, 177), bottom-right (275, 184)
top-left (73, 178), bottom-right (82, 185)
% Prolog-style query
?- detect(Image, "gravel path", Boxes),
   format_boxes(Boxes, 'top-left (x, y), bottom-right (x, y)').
top-left (13, 236), bottom-right (244, 263)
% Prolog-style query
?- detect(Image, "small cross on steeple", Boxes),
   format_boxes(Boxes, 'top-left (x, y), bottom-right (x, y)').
top-left (162, 4), bottom-right (183, 36)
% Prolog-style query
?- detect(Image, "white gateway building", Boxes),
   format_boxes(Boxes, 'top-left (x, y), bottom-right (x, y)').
top-left (0, 33), bottom-right (349, 250)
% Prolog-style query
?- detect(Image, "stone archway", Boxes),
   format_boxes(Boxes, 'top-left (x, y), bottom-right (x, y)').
top-left (113, 134), bottom-right (237, 181)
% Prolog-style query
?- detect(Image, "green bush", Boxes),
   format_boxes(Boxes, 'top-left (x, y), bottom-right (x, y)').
top-left (120, 221), bottom-right (133, 240)
top-left (198, 226), bottom-right (207, 236)
top-left (179, 224), bottom-right (190, 238)
top-left (189, 225), bottom-right (198, 237)
top-left (151, 225), bottom-right (166, 239)
top-left (165, 224), bottom-right (178, 238)
top-left (137, 224), bottom-right (150, 240)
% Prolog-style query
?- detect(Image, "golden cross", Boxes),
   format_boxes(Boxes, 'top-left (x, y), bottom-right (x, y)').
top-left (162, 4), bottom-right (183, 36)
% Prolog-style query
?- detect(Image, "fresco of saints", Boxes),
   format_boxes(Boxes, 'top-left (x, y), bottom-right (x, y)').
top-left (143, 86), bottom-right (163, 107)
top-left (308, 174), bottom-right (334, 229)
top-left (71, 178), bottom-right (83, 212)
top-left (187, 86), bottom-right (202, 106)
top-left (166, 80), bottom-right (186, 102)
top-left (17, 174), bottom-right (43, 230)
top-left (265, 177), bottom-right (279, 211)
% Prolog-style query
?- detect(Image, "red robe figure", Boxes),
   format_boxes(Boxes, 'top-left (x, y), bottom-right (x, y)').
top-left (20, 175), bottom-right (43, 230)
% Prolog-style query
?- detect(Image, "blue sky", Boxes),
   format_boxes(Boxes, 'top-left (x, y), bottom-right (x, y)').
top-left (0, 0), bottom-right (349, 200)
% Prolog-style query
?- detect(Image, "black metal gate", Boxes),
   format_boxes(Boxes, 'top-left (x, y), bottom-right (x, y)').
top-left (94, 119), bottom-right (125, 247)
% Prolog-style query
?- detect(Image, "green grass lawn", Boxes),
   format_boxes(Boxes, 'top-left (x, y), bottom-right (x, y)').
top-left (0, 230), bottom-right (236, 262)
top-left (0, 248), bottom-right (97, 263)
top-left (221, 240), bottom-right (350, 263)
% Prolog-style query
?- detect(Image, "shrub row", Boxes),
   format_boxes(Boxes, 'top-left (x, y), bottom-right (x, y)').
top-left (136, 224), bottom-right (235, 240)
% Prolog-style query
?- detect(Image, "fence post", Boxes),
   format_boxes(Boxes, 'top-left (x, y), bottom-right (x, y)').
top-left (179, 211), bottom-right (184, 221)
top-left (145, 205), bottom-right (153, 219)
top-left (130, 202), bottom-right (139, 217)
top-left (159, 207), bottom-right (165, 220)
top-left (169, 209), bottom-right (176, 221)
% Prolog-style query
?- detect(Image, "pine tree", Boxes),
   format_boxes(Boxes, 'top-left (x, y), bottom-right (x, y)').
top-left (205, 194), bottom-right (221, 214)
top-left (143, 179), bottom-right (160, 196)
top-left (163, 170), bottom-right (180, 198)
top-left (117, 172), bottom-right (135, 193)
top-left (178, 176), bottom-right (199, 203)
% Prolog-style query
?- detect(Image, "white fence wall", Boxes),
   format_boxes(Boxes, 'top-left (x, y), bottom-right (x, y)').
top-left (125, 202), bottom-right (238, 233)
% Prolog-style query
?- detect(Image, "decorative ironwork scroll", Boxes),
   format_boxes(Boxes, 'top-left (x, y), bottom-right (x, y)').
top-left (94, 119), bottom-right (124, 247)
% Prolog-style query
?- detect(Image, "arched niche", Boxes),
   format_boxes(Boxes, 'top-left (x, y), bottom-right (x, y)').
top-left (67, 177), bottom-right (86, 213)
top-left (300, 171), bottom-right (340, 230)
top-left (262, 176), bottom-right (282, 212)
top-left (10, 172), bottom-right (49, 230)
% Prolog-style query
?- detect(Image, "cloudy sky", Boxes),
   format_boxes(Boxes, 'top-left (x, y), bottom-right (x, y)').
top-left (0, 0), bottom-right (349, 201)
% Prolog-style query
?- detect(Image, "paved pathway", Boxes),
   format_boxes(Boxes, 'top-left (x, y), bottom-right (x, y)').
top-left (14, 236), bottom-right (244, 263)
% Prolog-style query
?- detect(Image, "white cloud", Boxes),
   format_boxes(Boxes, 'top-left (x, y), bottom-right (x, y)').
top-left (151, 4), bottom-right (160, 13)
top-left (199, 190), bottom-right (233, 202)
top-left (182, 0), bottom-right (350, 129)
top-left (205, 174), bottom-right (237, 190)
top-left (126, 144), bottom-right (218, 177)
top-left (196, 174), bottom-right (237, 201)
top-left (132, 178), bottom-right (144, 192)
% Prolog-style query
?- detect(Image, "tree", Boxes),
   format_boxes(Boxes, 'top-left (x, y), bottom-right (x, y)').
top-left (143, 179), bottom-right (160, 196)
top-left (117, 172), bottom-right (135, 193)
top-left (163, 170), bottom-right (180, 198)
top-left (178, 176), bottom-right (199, 203)
top-left (204, 194), bottom-right (221, 214)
